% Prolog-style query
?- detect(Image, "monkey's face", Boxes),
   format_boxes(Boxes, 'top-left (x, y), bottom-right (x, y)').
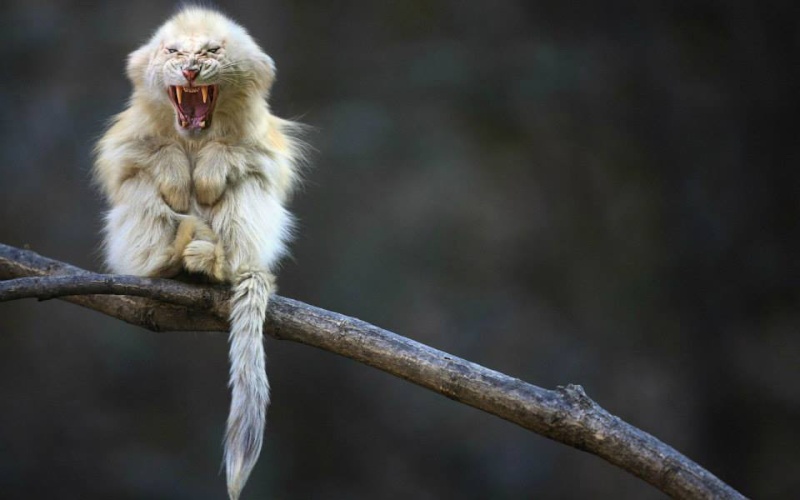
top-left (126, 12), bottom-right (277, 136)
top-left (158, 38), bottom-right (223, 132)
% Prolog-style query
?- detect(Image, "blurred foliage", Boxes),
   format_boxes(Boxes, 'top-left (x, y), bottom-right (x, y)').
top-left (1, 1), bottom-right (797, 499)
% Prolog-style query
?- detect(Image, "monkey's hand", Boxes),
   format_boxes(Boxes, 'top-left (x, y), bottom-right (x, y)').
top-left (194, 163), bottom-right (228, 206)
top-left (194, 143), bottom-right (235, 206)
top-left (154, 146), bottom-right (192, 213)
top-left (159, 174), bottom-right (191, 213)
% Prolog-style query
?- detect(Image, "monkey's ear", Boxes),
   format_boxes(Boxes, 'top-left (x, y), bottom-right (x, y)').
top-left (126, 44), bottom-right (152, 87)
top-left (252, 52), bottom-right (276, 95)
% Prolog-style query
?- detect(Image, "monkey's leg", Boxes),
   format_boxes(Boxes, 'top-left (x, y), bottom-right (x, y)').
top-left (103, 176), bottom-right (185, 277)
top-left (207, 180), bottom-right (293, 278)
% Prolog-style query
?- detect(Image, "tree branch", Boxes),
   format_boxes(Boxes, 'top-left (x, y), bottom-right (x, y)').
top-left (0, 243), bottom-right (745, 499)
top-left (0, 273), bottom-right (224, 307)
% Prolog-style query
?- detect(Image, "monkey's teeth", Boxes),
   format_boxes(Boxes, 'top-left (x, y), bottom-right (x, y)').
top-left (200, 120), bottom-right (206, 128)
top-left (175, 86), bottom-right (183, 104)
top-left (201, 86), bottom-right (208, 103)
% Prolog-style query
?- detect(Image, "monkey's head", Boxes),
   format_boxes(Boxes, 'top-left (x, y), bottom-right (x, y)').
top-left (126, 7), bottom-right (276, 135)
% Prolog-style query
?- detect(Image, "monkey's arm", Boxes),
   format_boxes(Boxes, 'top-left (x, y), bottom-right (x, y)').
top-left (194, 121), bottom-right (298, 207)
top-left (95, 123), bottom-right (192, 214)
top-left (193, 142), bottom-right (263, 206)
top-left (95, 135), bottom-right (193, 276)
top-left (150, 143), bottom-right (192, 214)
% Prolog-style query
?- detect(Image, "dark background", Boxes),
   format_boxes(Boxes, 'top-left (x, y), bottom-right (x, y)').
top-left (1, 1), bottom-right (797, 498)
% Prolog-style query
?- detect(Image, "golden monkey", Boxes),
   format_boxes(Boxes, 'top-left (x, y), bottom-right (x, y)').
top-left (94, 7), bottom-right (302, 499)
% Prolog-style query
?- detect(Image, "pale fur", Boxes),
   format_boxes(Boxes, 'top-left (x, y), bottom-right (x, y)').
top-left (93, 7), bottom-right (302, 499)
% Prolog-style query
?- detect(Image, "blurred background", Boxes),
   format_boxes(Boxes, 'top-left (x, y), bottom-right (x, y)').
top-left (1, 1), bottom-right (797, 498)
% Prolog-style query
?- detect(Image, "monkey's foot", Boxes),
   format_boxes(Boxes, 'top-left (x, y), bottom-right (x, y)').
top-left (183, 239), bottom-right (228, 282)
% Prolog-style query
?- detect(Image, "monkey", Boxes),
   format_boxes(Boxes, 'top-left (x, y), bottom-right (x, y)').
top-left (93, 7), bottom-right (303, 499)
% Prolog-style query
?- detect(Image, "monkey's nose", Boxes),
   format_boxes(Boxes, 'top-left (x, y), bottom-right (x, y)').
top-left (182, 69), bottom-right (199, 83)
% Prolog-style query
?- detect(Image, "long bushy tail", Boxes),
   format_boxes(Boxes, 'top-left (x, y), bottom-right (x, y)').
top-left (225, 270), bottom-right (274, 500)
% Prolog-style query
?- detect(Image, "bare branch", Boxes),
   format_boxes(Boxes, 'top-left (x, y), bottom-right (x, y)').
top-left (0, 243), bottom-right (745, 499)
top-left (0, 273), bottom-right (224, 307)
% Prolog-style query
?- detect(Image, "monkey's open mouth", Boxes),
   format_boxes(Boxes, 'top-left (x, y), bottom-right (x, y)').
top-left (167, 85), bottom-right (218, 131)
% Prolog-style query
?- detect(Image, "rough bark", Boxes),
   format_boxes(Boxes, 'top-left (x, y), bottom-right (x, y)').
top-left (0, 243), bottom-right (745, 499)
